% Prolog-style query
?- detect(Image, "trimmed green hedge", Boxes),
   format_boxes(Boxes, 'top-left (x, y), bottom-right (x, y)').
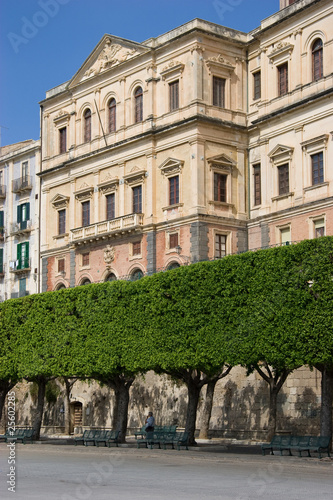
top-left (1, 237), bottom-right (333, 381)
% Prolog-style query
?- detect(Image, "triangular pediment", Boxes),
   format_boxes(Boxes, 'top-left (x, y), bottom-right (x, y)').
top-left (268, 144), bottom-right (294, 159)
top-left (159, 158), bottom-right (184, 176)
top-left (51, 194), bottom-right (70, 209)
top-left (69, 35), bottom-right (150, 88)
top-left (207, 154), bottom-right (236, 167)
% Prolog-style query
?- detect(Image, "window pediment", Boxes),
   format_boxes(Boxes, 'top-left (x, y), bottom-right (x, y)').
top-left (268, 145), bottom-right (294, 164)
top-left (51, 194), bottom-right (70, 210)
top-left (205, 55), bottom-right (235, 75)
top-left (160, 61), bottom-right (185, 81)
top-left (301, 134), bottom-right (328, 153)
top-left (53, 110), bottom-right (70, 126)
top-left (74, 183), bottom-right (94, 201)
top-left (159, 158), bottom-right (184, 177)
top-left (98, 177), bottom-right (119, 194)
top-left (123, 168), bottom-right (147, 186)
top-left (269, 42), bottom-right (294, 63)
top-left (208, 154), bottom-right (236, 172)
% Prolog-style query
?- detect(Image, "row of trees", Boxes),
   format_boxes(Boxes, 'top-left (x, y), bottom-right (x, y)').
top-left (0, 237), bottom-right (332, 445)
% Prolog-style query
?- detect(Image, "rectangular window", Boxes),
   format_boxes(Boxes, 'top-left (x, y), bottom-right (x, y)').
top-left (0, 248), bottom-right (3, 274)
top-left (82, 253), bottom-right (89, 266)
top-left (19, 278), bottom-right (26, 297)
top-left (58, 209), bottom-right (66, 235)
top-left (82, 201), bottom-right (90, 227)
top-left (311, 152), bottom-right (324, 185)
top-left (280, 227), bottom-right (291, 245)
top-left (106, 193), bottom-right (115, 220)
top-left (169, 80), bottom-right (179, 111)
top-left (17, 202), bottom-right (30, 230)
top-left (278, 63), bottom-right (288, 96)
top-left (253, 164), bottom-right (261, 206)
top-left (17, 242), bottom-right (29, 270)
top-left (314, 219), bottom-right (325, 238)
top-left (214, 173), bottom-right (227, 202)
top-left (213, 76), bottom-right (225, 107)
top-left (132, 185), bottom-right (142, 214)
top-left (21, 161), bottom-right (29, 183)
top-left (58, 258), bottom-right (65, 273)
top-left (253, 71), bottom-right (261, 100)
top-left (169, 233), bottom-right (178, 249)
top-left (0, 171), bottom-right (3, 186)
top-left (215, 234), bottom-right (226, 259)
top-left (59, 127), bottom-right (67, 154)
top-left (169, 176), bottom-right (179, 205)
top-left (278, 164), bottom-right (289, 195)
top-left (132, 241), bottom-right (141, 255)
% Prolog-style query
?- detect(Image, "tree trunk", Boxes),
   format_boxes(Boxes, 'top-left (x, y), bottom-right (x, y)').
top-left (63, 378), bottom-right (77, 435)
top-left (267, 385), bottom-right (279, 441)
top-left (199, 379), bottom-right (217, 439)
top-left (32, 377), bottom-right (46, 440)
top-left (185, 378), bottom-right (201, 446)
top-left (106, 375), bottom-right (134, 443)
top-left (0, 381), bottom-right (15, 424)
top-left (319, 365), bottom-right (333, 440)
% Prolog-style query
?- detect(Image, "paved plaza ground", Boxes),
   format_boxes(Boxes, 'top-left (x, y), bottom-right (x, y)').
top-left (1, 441), bottom-right (332, 500)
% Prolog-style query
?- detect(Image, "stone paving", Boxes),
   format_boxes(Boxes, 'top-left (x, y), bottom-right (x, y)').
top-left (0, 441), bottom-right (332, 500)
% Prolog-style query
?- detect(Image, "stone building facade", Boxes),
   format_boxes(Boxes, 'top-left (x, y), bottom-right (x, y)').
top-left (4, 0), bottom-right (333, 438)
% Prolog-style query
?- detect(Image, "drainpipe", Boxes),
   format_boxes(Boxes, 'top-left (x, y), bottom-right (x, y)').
top-left (38, 104), bottom-right (43, 294)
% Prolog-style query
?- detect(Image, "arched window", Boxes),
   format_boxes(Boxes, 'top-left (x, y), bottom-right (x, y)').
top-left (81, 278), bottom-right (91, 286)
top-left (108, 98), bottom-right (116, 133)
top-left (105, 273), bottom-right (117, 282)
top-left (130, 269), bottom-right (144, 281)
top-left (134, 87), bottom-right (143, 123)
top-left (167, 262), bottom-right (180, 271)
top-left (84, 109), bottom-right (91, 142)
top-left (56, 283), bottom-right (66, 290)
top-left (312, 39), bottom-right (323, 81)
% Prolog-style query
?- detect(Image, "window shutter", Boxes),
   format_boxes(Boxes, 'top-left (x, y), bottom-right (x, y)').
top-left (17, 243), bottom-right (22, 262)
top-left (17, 205), bottom-right (22, 223)
top-left (0, 249), bottom-right (3, 272)
top-left (0, 211), bottom-right (3, 227)
top-left (25, 202), bottom-right (30, 221)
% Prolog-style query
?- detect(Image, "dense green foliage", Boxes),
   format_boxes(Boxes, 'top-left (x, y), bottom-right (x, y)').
top-left (1, 237), bottom-right (332, 420)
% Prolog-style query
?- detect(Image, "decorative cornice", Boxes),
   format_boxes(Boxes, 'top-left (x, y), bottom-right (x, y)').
top-left (159, 158), bottom-right (184, 177)
top-left (51, 194), bottom-right (70, 210)
top-left (160, 61), bottom-right (185, 80)
top-left (268, 42), bottom-right (294, 63)
top-left (205, 54), bottom-right (235, 74)
top-left (98, 177), bottom-right (119, 194)
top-left (123, 169), bottom-right (147, 185)
top-left (74, 185), bottom-right (94, 200)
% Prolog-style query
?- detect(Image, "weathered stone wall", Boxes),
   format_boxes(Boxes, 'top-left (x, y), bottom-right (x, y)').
top-left (1, 366), bottom-right (325, 440)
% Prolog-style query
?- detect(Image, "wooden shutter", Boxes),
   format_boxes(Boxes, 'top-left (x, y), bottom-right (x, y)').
top-left (0, 248), bottom-right (3, 273)
top-left (278, 63), bottom-right (288, 96)
top-left (169, 81), bottom-right (179, 111)
top-left (17, 205), bottom-right (22, 223)
top-left (108, 99), bottom-right (116, 133)
top-left (253, 165), bottom-right (261, 205)
top-left (213, 77), bottom-right (225, 107)
top-left (253, 71), bottom-right (261, 100)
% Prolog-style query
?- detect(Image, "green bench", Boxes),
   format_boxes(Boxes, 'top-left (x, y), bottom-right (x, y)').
top-left (74, 429), bottom-right (119, 447)
top-left (134, 425), bottom-right (177, 441)
top-left (137, 429), bottom-right (188, 451)
top-left (262, 435), bottom-right (331, 458)
top-left (0, 428), bottom-right (35, 444)
top-left (95, 430), bottom-right (120, 447)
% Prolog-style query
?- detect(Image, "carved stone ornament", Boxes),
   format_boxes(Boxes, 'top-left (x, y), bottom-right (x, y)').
top-left (159, 158), bottom-right (184, 177)
top-left (104, 245), bottom-right (115, 267)
top-left (84, 39), bottom-right (138, 78)
top-left (205, 54), bottom-right (235, 74)
top-left (269, 42), bottom-right (294, 63)
top-left (160, 61), bottom-right (185, 80)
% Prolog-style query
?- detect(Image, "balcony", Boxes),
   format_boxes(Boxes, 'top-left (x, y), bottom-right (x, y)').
top-left (12, 176), bottom-right (33, 194)
top-left (9, 259), bottom-right (31, 273)
top-left (0, 185), bottom-right (6, 199)
top-left (10, 220), bottom-right (32, 235)
top-left (71, 213), bottom-right (144, 245)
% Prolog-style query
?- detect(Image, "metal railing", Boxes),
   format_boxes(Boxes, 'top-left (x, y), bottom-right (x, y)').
top-left (10, 220), bottom-right (32, 234)
top-left (12, 176), bottom-right (33, 193)
top-left (9, 258), bottom-right (31, 272)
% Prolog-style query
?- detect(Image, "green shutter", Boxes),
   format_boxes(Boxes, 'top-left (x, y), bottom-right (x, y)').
top-left (17, 243), bottom-right (22, 269)
top-left (17, 205), bottom-right (22, 223)
top-left (25, 202), bottom-right (30, 221)
top-left (0, 249), bottom-right (3, 273)
top-left (0, 211), bottom-right (3, 236)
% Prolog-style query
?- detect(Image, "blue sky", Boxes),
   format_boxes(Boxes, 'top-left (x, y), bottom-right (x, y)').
top-left (0, 0), bottom-right (278, 147)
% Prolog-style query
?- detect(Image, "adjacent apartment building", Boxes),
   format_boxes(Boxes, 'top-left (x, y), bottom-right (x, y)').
top-left (0, 140), bottom-right (40, 301)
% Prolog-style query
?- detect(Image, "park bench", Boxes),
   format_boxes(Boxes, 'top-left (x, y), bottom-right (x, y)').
top-left (295, 436), bottom-right (331, 458)
top-left (95, 430), bottom-right (120, 447)
top-left (74, 429), bottom-right (97, 446)
top-left (0, 428), bottom-right (35, 444)
top-left (134, 425), bottom-right (177, 441)
top-left (262, 435), bottom-right (331, 458)
top-left (136, 431), bottom-right (161, 449)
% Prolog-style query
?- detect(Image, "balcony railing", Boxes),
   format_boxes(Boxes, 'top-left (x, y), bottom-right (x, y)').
top-left (71, 213), bottom-right (144, 243)
top-left (12, 176), bottom-right (33, 193)
top-left (10, 220), bottom-right (32, 235)
top-left (9, 258), bottom-right (31, 273)
top-left (0, 185), bottom-right (6, 199)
